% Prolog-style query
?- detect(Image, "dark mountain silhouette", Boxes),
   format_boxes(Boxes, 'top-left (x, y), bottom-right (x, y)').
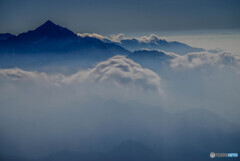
top-left (128, 49), bottom-right (173, 59)
top-left (117, 37), bottom-right (204, 55)
top-left (16, 20), bottom-right (76, 41)
top-left (0, 20), bottom-right (130, 69)
top-left (81, 34), bottom-right (205, 55)
top-left (127, 49), bottom-right (174, 72)
top-left (0, 20), bottom-right (129, 54)
top-left (0, 33), bottom-right (16, 40)
top-left (0, 21), bottom-right (207, 70)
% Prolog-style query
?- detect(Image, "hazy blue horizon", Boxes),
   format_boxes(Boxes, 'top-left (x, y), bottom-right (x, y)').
top-left (1, 0), bottom-right (240, 34)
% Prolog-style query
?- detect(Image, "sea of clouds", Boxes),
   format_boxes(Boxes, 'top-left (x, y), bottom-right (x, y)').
top-left (1, 34), bottom-right (240, 159)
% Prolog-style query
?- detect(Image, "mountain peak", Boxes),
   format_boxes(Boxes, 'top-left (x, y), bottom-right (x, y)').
top-left (44, 20), bottom-right (55, 25)
top-left (38, 20), bottom-right (59, 29)
top-left (36, 20), bottom-right (65, 32)
top-left (17, 20), bottom-right (76, 40)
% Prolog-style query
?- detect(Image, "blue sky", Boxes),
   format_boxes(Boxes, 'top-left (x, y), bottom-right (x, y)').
top-left (0, 0), bottom-right (240, 34)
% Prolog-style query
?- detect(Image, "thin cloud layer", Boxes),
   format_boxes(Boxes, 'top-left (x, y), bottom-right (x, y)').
top-left (170, 51), bottom-right (240, 72)
top-left (0, 56), bottom-right (162, 93)
top-left (0, 68), bottom-right (64, 83)
top-left (77, 33), bottom-right (167, 43)
top-left (77, 33), bottom-right (126, 42)
top-left (77, 33), bottom-right (109, 42)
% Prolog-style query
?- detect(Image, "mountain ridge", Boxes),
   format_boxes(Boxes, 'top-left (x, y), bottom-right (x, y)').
top-left (0, 20), bottom-right (130, 69)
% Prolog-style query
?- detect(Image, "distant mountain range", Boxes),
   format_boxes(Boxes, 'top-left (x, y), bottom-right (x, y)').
top-left (127, 49), bottom-right (174, 72)
top-left (0, 20), bottom-right (208, 69)
top-left (82, 33), bottom-right (205, 55)
top-left (117, 36), bottom-right (204, 55)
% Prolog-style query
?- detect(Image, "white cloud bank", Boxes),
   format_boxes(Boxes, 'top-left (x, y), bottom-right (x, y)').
top-left (77, 33), bottom-right (126, 42)
top-left (170, 51), bottom-right (240, 72)
top-left (64, 55), bottom-right (162, 93)
top-left (0, 56), bottom-right (162, 93)
top-left (77, 33), bottom-right (110, 42)
top-left (0, 68), bottom-right (64, 84)
top-left (136, 34), bottom-right (167, 43)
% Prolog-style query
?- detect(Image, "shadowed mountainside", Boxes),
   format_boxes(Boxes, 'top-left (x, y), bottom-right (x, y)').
top-left (0, 20), bottom-right (130, 69)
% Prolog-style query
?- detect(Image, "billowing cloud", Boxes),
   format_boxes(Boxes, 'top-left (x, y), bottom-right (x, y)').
top-left (77, 33), bottom-right (126, 43)
top-left (136, 34), bottom-right (167, 43)
top-left (0, 56), bottom-right (162, 93)
top-left (64, 55), bottom-right (162, 93)
top-left (170, 51), bottom-right (240, 72)
top-left (77, 33), bottom-right (109, 42)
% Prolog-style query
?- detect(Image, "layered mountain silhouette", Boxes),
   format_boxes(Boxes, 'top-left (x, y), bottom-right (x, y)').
top-left (89, 34), bottom-right (204, 55)
top-left (0, 20), bottom-right (129, 54)
top-left (118, 37), bottom-right (204, 55)
top-left (0, 20), bottom-right (130, 69)
top-left (127, 49), bottom-right (174, 72)
top-left (0, 20), bottom-right (208, 69)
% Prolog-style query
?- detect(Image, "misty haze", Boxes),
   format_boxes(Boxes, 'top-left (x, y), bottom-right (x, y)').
top-left (0, 0), bottom-right (240, 161)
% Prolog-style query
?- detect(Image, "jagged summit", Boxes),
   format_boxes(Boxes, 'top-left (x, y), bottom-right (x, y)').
top-left (36, 20), bottom-right (63, 31)
top-left (43, 20), bottom-right (56, 26)
top-left (16, 20), bottom-right (76, 40)
top-left (36, 20), bottom-right (59, 31)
